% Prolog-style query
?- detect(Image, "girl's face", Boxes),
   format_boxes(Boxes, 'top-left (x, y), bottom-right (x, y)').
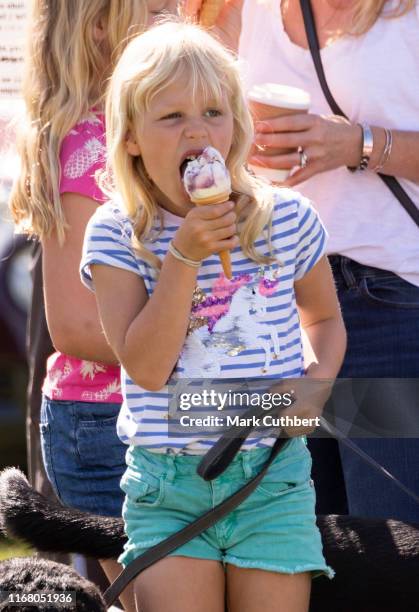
top-left (146, 0), bottom-right (179, 26)
top-left (128, 73), bottom-right (235, 216)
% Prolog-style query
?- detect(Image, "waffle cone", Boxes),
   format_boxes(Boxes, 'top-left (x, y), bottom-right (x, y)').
top-left (191, 191), bottom-right (230, 206)
top-left (199, 0), bottom-right (225, 27)
top-left (192, 191), bottom-right (232, 279)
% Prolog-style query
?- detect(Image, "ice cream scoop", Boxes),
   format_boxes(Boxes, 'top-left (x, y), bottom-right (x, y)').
top-left (199, 0), bottom-right (225, 27)
top-left (183, 146), bottom-right (233, 278)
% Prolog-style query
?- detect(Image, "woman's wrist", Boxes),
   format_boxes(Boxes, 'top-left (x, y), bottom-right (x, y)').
top-left (346, 123), bottom-right (364, 169)
top-left (369, 126), bottom-right (390, 172)
top-left (347, 125), bottom-right (390, 172)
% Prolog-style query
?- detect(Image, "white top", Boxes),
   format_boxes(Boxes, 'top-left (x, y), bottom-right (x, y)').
top-left (81, 189), bottom-right (326, 452)
top-left (239, 0), bottom-right (419, 286)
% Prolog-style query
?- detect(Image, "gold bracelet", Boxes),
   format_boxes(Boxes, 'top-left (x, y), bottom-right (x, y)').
top-left (372, 128), bottom-right (393, 173)
top-left (168, 241), bottom-right (201, 268)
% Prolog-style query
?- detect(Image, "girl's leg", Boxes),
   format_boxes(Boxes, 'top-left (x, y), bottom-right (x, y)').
top-left (133, 556), bottom-right (225, 612)
top-left (226, 566), bottom-right (311, 612)
top-left (101, 558), bottom-right (136, 612)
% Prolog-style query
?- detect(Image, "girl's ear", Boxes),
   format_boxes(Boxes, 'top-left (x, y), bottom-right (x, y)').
top-left (93, 14), bottom-right (108, 42)
top-left (126, 132), bottom-right (141, 157)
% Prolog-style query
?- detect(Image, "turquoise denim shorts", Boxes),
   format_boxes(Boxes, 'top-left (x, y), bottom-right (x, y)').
top-left (119, 438), bottom-right (334, 578)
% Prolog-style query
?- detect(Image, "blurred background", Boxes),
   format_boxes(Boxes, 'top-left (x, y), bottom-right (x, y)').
top-left (0, 0), bottom-right (34, 559)
top-left (0, 98), bottom-right (34, 559)
top-left (0, 100), bottom-right (32, 473)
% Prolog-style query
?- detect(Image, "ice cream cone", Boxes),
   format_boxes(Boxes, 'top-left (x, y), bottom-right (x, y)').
top-left (199, 0), bottom-right (225, 27)
top-left (191, 191), bottom-right (230, 206)
top-left (192, 191), bottom-right (232, 279)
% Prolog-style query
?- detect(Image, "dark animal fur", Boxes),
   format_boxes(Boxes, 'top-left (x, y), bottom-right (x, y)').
top-left (1, 468), bottom-right (418, 612)
top-left (0, 556), bottom-right (106, 611)
top-left (0, 468), bottom-right (125, 559)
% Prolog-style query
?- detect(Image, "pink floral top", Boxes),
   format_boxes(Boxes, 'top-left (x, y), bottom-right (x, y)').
top-left (42, 111), bottom-right (122, 403)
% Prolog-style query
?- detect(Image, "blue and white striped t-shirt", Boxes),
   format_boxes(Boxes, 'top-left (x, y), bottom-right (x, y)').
top-left (81, 188), bottom-right (327, 453)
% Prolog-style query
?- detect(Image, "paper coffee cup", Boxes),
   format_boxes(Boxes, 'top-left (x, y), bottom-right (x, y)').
top-left (248, 83), bottom-right (310, 183)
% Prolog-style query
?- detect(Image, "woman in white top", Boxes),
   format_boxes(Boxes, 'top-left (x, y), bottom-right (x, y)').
top-left (189, 0), bottom-right (419, 522)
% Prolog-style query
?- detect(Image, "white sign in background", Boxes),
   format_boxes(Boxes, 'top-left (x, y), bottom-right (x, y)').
top-left (0, 0), bottom-right (27, 99)
top-left (0, 2), bottom-right (27, 234)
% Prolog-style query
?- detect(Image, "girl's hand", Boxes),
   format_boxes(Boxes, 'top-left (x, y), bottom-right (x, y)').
top-left (250, 113), bottom-right (363, 187)
top-left (268, 377), bottom-right (332, 438)
top-left (182, 0), bottom-right (244, 51)
top-left (173, 200), bottom-right (239, 262)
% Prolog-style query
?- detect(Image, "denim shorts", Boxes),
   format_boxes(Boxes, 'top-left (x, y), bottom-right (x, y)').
top-left (119, 438), bottom-right (334, 578)
top-left (40, 396), bottom-right (126, 517)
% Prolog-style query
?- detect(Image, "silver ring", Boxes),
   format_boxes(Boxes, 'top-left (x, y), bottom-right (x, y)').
top-left (298, 146), bottom-right (308, 168)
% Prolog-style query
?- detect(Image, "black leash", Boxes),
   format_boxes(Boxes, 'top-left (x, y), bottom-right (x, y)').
top-left (320, 417), bottom-right (419, 507)
top-left (299, 0), bottom-right (419, 228)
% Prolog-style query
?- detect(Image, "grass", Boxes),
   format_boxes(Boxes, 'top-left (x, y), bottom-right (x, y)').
top-left (0, 536), bottom-right (33, 561)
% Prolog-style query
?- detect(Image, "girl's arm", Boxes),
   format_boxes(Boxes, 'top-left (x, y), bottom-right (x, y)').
top-left (90, 201), bottom-right (238, 391)
top-left (91, 255), bottom-right (197, 391)
top-left (43, 193), bottom-right (117, 363)
top-left (270, 256), bottom-right (346, 437)
top-left (295, 255), bottom-right (346, 380)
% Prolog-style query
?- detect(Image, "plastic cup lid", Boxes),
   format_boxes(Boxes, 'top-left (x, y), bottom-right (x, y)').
top-left (248, 83), bottom-right (311, 110)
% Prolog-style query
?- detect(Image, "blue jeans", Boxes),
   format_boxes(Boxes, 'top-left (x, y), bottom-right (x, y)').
top-left (40, 397), bottom-right (126, 517)
top-left (308, 256), bottom-right (419, 522)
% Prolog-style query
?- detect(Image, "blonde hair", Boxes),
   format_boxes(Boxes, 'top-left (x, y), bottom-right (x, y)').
top-left (10, 0), bottom-right (149, 243)
top-left (105, 20), bottom-right (275, 270)
top-left (336, 0), bottom-right (415, 35)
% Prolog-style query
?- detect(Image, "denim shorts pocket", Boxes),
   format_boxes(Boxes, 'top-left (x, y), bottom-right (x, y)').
top-left (359, 276), bottom-right (419, 309)
top-left (256, 479), bottom-right (302, 498)
top-left (256, 448), bottom-right (311, 499)
top-left (76, 415), bottom-right (126, 469)
top-left (120, 470), bottom-right (165, 508)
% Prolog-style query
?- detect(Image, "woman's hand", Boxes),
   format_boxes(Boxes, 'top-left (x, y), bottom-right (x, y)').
top-left (173, 200), bottom-right (239, 262)
top-left (250, 112), bottom-right (363, 187)
top-left (182, 0), bottom-right (244, 51)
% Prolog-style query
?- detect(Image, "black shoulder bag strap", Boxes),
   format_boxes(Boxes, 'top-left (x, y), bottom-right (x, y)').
top-left (104, 407), bottom-right (289, 608)
top-left (299, 0), bottom-right (419, 228)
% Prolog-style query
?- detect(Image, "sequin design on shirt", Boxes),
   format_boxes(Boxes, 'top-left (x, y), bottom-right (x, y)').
top-left (180, 268), bottom-right (280, 377)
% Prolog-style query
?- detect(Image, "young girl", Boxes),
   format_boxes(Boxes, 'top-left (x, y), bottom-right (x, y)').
top-left (81, 21), bottom-right (346, 612)
top-left (10, 1), bottom-right (177, 608)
